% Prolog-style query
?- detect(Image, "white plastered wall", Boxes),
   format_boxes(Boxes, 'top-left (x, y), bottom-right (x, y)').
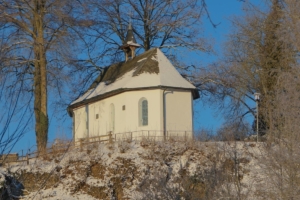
top-left (73, 89), bottom-right (163, 141)
top-left (73, 88), bottom-right (193, 141)
top-left (164, 89), bottom-right (193, 138)
top-left (73, 106), bottom-right (88, 141)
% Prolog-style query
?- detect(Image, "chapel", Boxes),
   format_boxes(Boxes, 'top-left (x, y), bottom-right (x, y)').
top-left (67, 24), bottom-right (199, 141)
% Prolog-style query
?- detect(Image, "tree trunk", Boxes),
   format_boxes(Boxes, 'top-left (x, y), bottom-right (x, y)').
top-left (33, 0), bottom-right (48, 154)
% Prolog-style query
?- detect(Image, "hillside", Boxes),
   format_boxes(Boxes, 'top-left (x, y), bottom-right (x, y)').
top-left (0, 139), bottom-right (276, 199)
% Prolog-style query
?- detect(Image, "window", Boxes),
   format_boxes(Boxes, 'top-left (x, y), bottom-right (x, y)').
top-left (139, 98), bottom-right (148, 126)
top-left (110, 103), bottom-right (115, 131)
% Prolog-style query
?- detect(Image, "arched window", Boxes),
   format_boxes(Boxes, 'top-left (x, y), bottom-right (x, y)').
top-left (110, 103), bottom-right (115, 131)
top-left (139, 98), bottom-right (148, 126)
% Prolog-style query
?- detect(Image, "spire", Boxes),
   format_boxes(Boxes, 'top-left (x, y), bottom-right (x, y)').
top-left (120, 23), bottom-right (140, 61)
top-left (125, 23), bottom-right (137, 44)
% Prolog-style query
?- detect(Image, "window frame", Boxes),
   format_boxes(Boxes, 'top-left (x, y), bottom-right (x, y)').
top-left (139, 97), bottom-right (148, 126)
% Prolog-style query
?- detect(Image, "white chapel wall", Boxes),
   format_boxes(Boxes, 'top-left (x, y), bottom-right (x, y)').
top-left (73, 106), bottom-right (88, 140)
top-left (73, 88), bottom-right (194, 141)
top-left (164, 89), bottom-right (193, 138)
top-left (73, 89), bottom-right (163, 141)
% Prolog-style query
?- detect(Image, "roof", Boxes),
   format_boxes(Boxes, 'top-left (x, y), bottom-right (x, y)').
top-left (68, 48), bottom-right (199, 113)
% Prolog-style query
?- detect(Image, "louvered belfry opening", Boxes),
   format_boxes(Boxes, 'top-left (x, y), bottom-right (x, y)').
top-left (120, 23), bottom-right (140, 61)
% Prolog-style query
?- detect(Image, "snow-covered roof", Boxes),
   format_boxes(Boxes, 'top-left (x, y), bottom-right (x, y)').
top-left (69, 48), bottom-right (199, 111)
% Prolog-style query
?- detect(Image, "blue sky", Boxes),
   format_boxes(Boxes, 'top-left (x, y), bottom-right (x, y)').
top-left (9, 0), bottom-right (259, 153)
top-left (193, 0), bottom-right (245, 130)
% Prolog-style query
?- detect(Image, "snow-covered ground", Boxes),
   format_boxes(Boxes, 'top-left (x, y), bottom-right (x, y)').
top-left (1, 140), bottom-right (269, 199)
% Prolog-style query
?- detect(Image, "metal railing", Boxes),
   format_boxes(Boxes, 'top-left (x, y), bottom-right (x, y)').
top-left (82, 129), bottom-right (193, 142)
top-left (1, 130), bottom-right (194, 165)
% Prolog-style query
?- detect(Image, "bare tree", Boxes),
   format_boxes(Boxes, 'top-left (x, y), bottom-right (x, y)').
top-left (0, 73), bottom-right (32, 158)
top-left (195, 0), bottom-right (296, 134)
top-left (257, 67), bottom-right (300, 199)
top-left (0, 0), bottom-right (90, 153)
top-left (284, 0), bottom-right (300, 52)
top-left (80, 0), bottom-right (211, 68)
top-left (217, 121), bottom-right (251, 141)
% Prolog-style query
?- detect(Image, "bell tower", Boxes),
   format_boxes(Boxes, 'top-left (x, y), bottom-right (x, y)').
top-left (120, 23), bottom-right (140, 61)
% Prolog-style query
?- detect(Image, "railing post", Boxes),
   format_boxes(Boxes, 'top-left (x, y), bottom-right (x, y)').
top-left (80, 139), bottom-right (83, 151)
top-left (109, 131), bottom-right (113, 144)
top-left (26, 154), bottom-right (29, 165)
top-left (167, 131), bottom-right (169, 141)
